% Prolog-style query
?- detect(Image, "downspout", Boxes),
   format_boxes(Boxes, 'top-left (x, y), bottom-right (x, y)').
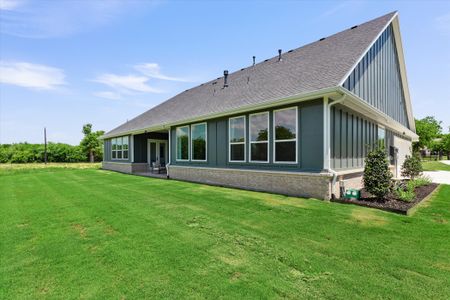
top-left (324, 93), bottom-right (346, 199)
top-left (167, 128), bottom-right (171, 178)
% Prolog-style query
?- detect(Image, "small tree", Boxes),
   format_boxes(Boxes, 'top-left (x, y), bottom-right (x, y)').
top-left (363, 148), bottom-right (392, 199)
top-left (80, 124), bottom-right (104, 163)
top-left (401, 155), bottom-right (423, 180)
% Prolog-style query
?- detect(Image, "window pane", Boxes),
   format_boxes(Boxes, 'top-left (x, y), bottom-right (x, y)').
top-left (123, 136), bottom-right (129, 150)
top-left (250, 113), bottom-right (268, 141)
top-left (378, 128), bottom-right (385, 148)
top-left (230, 144), bottom-right (245, 161)
top-left (275, 108), bottom-right (296, 140)
top-left (112, 138), bottom-right (117, 150)
top-left (112, 151), bottom-right (116, 159)
top-left (117, 137), bottom-right (122, 151)
top-left (123, 150), bottom-right (129, 159)
top-left (230, 117), bottom-right (245, 143)
top-left (192, 123), bottom-right (206, 160)
top-left (176, 126), bottom-right (189, 160)
top-left (275, 141), bottom-right (296, 162)
top-left (117, 151), bottom-right (122, 159)
top-left (251, 143), bottom-right (268, 161)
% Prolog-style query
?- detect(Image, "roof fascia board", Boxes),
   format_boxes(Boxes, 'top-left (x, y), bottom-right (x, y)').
top-left (101, 87), bottom-right (340, 139)
top-left (391, 15), bottom-right (416, 132)
top-left (337, 87), bottom-right (418, 141)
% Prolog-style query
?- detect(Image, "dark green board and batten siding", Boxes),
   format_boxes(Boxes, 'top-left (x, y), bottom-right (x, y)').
top-left (342, 24), bottom-right (409, 129)
top-left (330, 104), bottom-right (410, 170)
top-left (170, 99), bottom-right (324, 172)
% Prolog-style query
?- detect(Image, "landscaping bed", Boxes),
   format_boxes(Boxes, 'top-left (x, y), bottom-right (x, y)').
top-left (332, 183), bottom-right (439, 215)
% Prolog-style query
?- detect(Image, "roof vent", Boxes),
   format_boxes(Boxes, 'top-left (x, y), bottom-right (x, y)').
top-left (319, 37), bottom-right (326, 41)
top-left (287, 49), bottom-right (294, 53)
top-left (264, 59), bottom-right (269, 62)
top-left (240, 68), bottom-right (245, 71)
top-left (278, 49), bottom-right (282, 61)
top-left (252, 56), bottom-right (256, 66)
top-left (223, 70), bottom-right (228, 87)
top-left (351, 25), bottom-right (358, 29)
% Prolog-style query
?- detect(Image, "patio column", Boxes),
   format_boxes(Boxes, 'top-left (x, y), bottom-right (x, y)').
top-left (130, 134), bottom-right (134, 163)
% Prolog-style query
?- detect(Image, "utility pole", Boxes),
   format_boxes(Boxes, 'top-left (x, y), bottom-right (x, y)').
top-left (44, 127), bottom-right (47, 164)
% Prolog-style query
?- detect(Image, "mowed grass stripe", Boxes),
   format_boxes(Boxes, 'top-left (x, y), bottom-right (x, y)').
top-left (0, 168), bottom-right (449, 299)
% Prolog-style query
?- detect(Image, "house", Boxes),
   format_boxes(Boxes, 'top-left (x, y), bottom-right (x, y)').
top-left (101, 11), bottom-right (417, 200)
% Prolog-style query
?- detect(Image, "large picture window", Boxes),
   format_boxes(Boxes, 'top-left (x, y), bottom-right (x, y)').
top-left (249, 112), bottom-right (269, 162)
top-left (191, 123), bottom-right (207, 161)
top-left (274, 107), bottom-right (297, 163)
top-left (176, 126), bottom-right (190, 161)
top-left (229, 116), bottom-right (246, 162)
top-left (111, 136), bottom-right (129, 160)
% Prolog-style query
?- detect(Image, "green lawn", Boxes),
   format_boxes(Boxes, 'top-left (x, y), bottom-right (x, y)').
top-left (1, 167), bottom-right (449, 299)
top-left (422, 161), bottom-right (450, 171)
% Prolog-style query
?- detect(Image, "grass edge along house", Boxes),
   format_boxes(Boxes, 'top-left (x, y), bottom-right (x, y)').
top-left (101, 11), bottom-right (417, 200)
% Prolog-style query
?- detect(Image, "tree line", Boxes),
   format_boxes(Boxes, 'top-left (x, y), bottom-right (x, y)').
top-left (0, 124), bottom-right (104, 163)
top-left (414, 116), bottom-right (450, 157)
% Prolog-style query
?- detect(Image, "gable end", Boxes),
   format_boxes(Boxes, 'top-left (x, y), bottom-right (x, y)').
top-left (342, 23), bottom-right (410, 129)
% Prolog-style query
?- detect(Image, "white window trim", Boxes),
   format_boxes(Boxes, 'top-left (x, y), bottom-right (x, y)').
top-left (111, 136), bottom-right (129, 161)
top-left (176, 125), bottom-right (190, 162)
top-left (190, 122), bottom-right (207, 162)
top-left (249, 111), bottom-right (270, 163)
top-left (273, 106), bottom-right (298, 164)
top-left (378, 125), bottom-right (386, 148)
top-left (228, 115), bottom-right (246, 163)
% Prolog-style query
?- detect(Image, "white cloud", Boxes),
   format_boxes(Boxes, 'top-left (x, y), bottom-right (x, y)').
top-left (93, 91), bottom-right (121, 100)
top-left (0, 61), bottom-right (66, 90)
top-left (94, 73), bottom-right (162, 94)
top-left (436, 12), bottom-right (450, 35)
top-left (0, 0), bottom-right (157, 38)
top-left (0, 0), bottom-right (24, 10)
top-left (134, 63), bottom-right (190, 82)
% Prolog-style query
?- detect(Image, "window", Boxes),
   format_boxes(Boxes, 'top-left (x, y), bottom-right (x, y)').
top-left (249, 112), bottom-right (269, 162)
top-left (111, 136), bottom-right (129, 160)
top-left (112, 138), bottom-right (117, 159)
top-left (123, 136), bottom-right (129, 159)
top-left (191, 123), bottom-right (207, 161)
top-left (274, 107), bottom-right (297, 163)
top-left (378, 127), bottom-right (385, 149)
top-left (229, 116), bottom-right (246, 162)
top-left (176, 126), bottom-right (189, 161)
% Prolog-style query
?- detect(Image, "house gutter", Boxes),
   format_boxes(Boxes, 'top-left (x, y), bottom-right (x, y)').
top-left (324, 93), bottom-right (346, 199)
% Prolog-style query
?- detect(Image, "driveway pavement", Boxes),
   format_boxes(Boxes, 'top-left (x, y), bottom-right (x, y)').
top-left (423, 171), bottom-right (450, 184)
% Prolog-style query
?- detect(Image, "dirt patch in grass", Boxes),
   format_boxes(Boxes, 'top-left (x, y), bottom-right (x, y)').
top-left (72, 223), bottom-right (87, 238)
top-left (332, 183), bottom-right (439, 215)
top-left (349, 209), bottom-right (388, 227)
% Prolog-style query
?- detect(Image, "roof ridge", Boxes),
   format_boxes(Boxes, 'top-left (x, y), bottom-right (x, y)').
top-left (104, 11), bottom-right (399, 138)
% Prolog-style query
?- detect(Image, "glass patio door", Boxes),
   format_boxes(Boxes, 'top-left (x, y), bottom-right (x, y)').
top-left (148, 140), bottom-right (167, 168)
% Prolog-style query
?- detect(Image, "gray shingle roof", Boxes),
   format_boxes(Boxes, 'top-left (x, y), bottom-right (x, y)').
top-left (104, 12), bottom-right (396, 138)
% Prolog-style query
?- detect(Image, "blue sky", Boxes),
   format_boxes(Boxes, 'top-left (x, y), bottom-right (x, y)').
top-left (1, 0), bottom-right (449, 145)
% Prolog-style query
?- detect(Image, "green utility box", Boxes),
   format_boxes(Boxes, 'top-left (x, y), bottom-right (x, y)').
top-left (345, 189), bottom-right (361, 200)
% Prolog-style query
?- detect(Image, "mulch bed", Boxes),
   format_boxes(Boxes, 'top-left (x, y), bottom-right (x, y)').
top-left (331, 183), bottom-right (439, 215)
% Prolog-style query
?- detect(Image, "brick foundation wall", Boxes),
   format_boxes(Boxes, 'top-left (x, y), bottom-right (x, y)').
top-left (102, 162), bottom-right (148, 174)
top-left (168, 165), bottom-right (332, 200)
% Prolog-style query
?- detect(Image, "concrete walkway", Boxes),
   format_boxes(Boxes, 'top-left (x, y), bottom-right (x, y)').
top-left (440, 160), bottom-right (450, 166)
top-left (423, 171), bottom-right (450, 184)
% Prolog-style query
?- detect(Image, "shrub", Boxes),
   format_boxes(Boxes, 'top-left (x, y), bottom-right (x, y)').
top-left (395, 187), bottom-right (415, 202)
top-left (401, 155), bottom-right (423, 179)
top-left (363, 148), bottom-right (393, 199)
top-left (409, 176), bottom-right (432, 189)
